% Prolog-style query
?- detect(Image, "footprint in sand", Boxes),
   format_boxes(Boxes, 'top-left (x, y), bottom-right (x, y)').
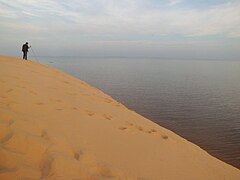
top-left (1, 131), bottom-right (50, 156)
top-left (72, 107), bottom-right (78, 110)
top-left (85, 110), bottom-right (95, 116)
top-left (0, 95), bottom-right (7, 99)
top-left (161, 135), bottom-right (168, 140)
top-left (135, 125), bottom-right (143, 131)
top-left (0, 167), bottom-right (17, 174)
top-left (19, 85), bottom-right (26, 89)
top-left (0, 114), bottom-right (14, 126)
top-left (35, 102), bottom-right (44, 105)
top-left (29, 90), bottom-right (37, 95)
top-left (63, 81), bottom-right (70, 84)
top-left (104, 98), bottom-right (113, 103)
top-left (146, 129), bottom-right (158, 134)
top-left (115, 103), bottom-right (121, 107)
top-left (56, 108), bottom-right (63, 111)
top-left (103, 114), bottom-right (112, 120)
top-left (118, 127), bottom-right (127, 131)
top-left (95, 165), bottom-right (116, 178)
top-left (5, 89), bottom-right (13, 93)
top-left (7, 120), bottom-right (15, 127)
top-left (125, 121), bottom-right (134, 126)
top-left (40, 155), bottom-right (54, 179)
top-left (73, 150), bottom-right (83, 161)
top-left (151, 129), bottom-right (157, 133)
top-left (41, 130), bottom-right (48, 139)
top-left (0, 131), bottom-right (13, 144)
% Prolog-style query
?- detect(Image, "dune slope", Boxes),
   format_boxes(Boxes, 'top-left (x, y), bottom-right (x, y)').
top-left (0, 56), bottom-right (239, 180)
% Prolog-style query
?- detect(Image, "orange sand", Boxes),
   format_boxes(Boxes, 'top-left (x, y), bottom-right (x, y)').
top-left (0, 56), bottom-right (239, 180)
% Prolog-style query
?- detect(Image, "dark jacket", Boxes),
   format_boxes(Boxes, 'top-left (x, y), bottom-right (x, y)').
top-left (22, 44), bottom-right (29, 52)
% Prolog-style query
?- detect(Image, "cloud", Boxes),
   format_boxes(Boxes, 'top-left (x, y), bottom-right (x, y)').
top-left (168, 0), bottom-right (183, 6)
top-left (0, 0), bottom-right (240, 39)
top-left (161, 3), bottom-right (240, 37)
top-left (0, 8), bottom-right (17, 18)
top-left (1, 22), bottom-right (47, 33)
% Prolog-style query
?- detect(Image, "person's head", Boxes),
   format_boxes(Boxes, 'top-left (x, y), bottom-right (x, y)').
top-left (26, 42), bottom-right (28, 45)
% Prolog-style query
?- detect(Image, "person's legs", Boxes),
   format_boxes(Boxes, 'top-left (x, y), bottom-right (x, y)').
top-left (23, 51), bottom-right (27, 60)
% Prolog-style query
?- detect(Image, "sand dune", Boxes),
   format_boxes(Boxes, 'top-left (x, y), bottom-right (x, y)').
top-left (0, 56), bottom-right (239, 180)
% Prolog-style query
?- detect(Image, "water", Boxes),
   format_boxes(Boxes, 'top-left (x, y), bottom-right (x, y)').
top-left (37, 56), bottom-right (240, 168)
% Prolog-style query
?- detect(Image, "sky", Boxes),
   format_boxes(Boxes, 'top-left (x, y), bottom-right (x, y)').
top-left (0, 0), bottom-right (240, 60)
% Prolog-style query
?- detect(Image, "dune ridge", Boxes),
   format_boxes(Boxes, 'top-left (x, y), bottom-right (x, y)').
top-left (0, 56), bottom-right (239, 180)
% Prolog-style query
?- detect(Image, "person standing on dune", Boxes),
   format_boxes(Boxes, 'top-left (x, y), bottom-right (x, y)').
top-left (22, 42), bottom-right (31, 60)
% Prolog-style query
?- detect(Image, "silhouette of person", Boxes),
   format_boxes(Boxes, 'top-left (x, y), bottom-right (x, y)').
top-left (22, 42), bottom-right (31, 60)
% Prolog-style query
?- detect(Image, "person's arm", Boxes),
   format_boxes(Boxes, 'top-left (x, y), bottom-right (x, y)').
top-left (27, 45), bottom-right (31, 51)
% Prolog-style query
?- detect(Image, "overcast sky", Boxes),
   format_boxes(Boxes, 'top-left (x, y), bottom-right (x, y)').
top-left (0, 0), bottom-right (240, 60)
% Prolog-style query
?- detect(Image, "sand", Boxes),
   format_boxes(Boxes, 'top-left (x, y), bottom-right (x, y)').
top-left (0, 55), bottom-right (239, 180)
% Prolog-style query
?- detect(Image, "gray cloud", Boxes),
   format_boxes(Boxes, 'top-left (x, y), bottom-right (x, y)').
top-left (0, 0), bottom-right (239, 59)
top-left (1, 0), bottom-right (240, 37)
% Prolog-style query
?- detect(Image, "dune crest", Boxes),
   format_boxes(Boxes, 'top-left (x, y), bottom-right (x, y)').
top-left (0, 56), bottom-right (239, 180)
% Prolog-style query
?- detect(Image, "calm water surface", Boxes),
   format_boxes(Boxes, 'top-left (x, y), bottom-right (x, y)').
top-left (38, 56), bottom-right (240, 168)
